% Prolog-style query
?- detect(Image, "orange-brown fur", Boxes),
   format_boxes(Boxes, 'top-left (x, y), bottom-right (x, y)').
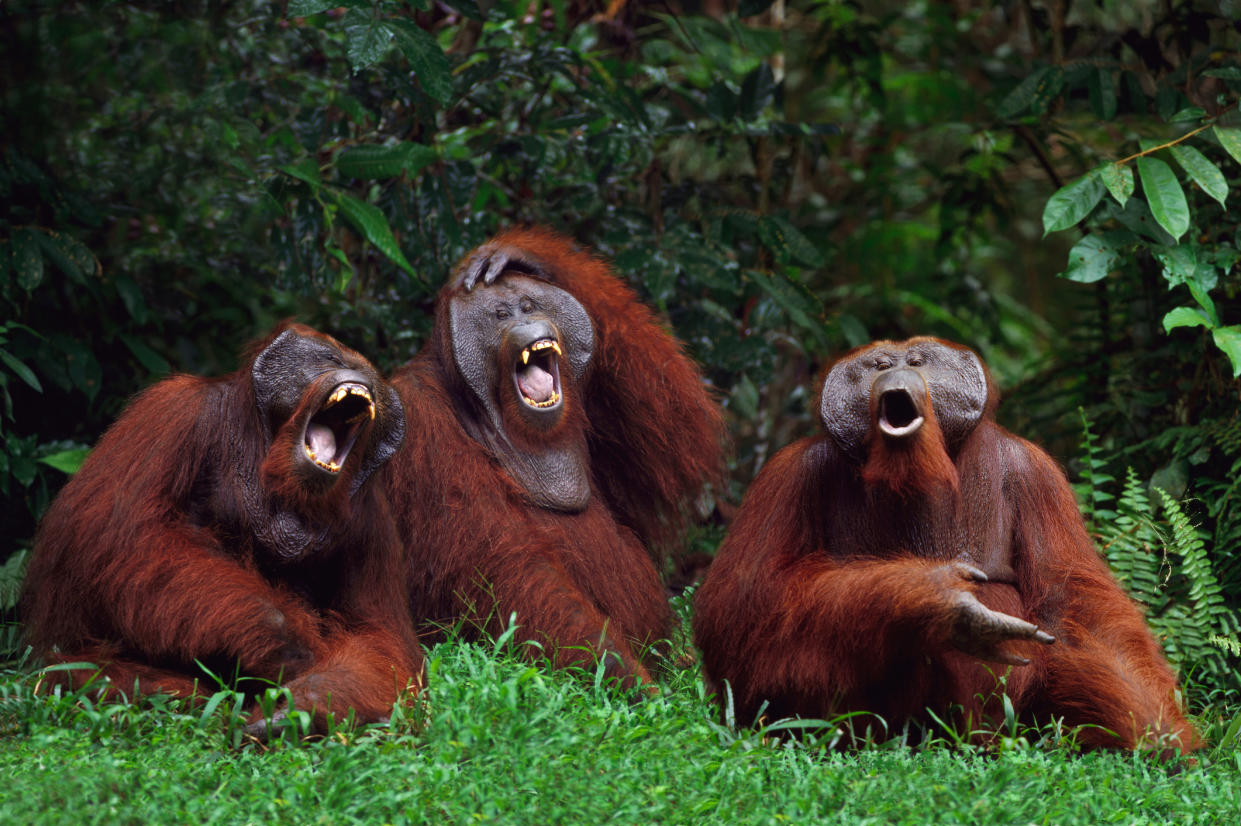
top-left (387, 228), bottom-right (725, 686)
top-left (21, 323), bottom-right (423, 727)
top-left (694, 338), bottom-right (1200, 754)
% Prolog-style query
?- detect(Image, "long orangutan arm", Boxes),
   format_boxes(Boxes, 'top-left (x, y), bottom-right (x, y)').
top-left (696, 440), bottom-right (1045, 712)
top-left (30, 378), bottom-right (322, 680)
top-left (1007, 435), bottom-right (1201, 752)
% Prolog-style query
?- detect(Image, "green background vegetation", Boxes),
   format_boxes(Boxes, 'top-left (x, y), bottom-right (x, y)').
top-left (3, 0), bottom-right (1241, 818)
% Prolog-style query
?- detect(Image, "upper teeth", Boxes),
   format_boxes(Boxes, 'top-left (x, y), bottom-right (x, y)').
top-left (521, 340), bottom-right (561, 365)
top-left (325, 383), bottom-right (376, 420)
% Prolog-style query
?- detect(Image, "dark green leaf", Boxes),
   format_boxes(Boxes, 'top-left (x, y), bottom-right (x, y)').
top-left (1170, 144), bottom-right (1228, 208)
top-left (1213, 126), bottom-right (1241, 165)
top-left (440, 0), bottom-right (484, 20)
top-left (38, 447), bottom-right (91, 475)
top-left (1212, 326), bottom-right (1241, 377)
top-left (12, 228), bottom-right (43, 291)
top-left (1136, 157), bottom-right (1189, 240)
top-left (739, 63), bottom-right (775, 122)
top-left (1204, 68), bottom-right (1241, 80)
top-left (996, 66), bottom-right (1061, 119)
top-left (113, 275), bottom-right (149, 323)
top-left (1162, 307), bottom-right (1212, 333)
top-left (329, 191), bottom-right (418, 279)
top-left (337, 144), bottom-right (413, 179)
top-left (705, 83), bottom-right (736, 122)
top-left (280, 159), bottom-right (322, 186)
top-left (119, 333), bottom-right (171, 375)
top-left (1061, 231), bottom-right (1124, 283)
top-left (286, 0), bottom-right (337, 15)
top-left (1099, 163), bottom-right (1133, 207)
top-left (1088, 68), bottom-right (1117, 120)
top-left (0, 348), bottom-right (41, 392)
top-left (32, 229), bottom-right (96, 283)
top-left (1169, 107), bottom-right (1206, 123)
top-left (761, 217), bottom-right (823, 267)
top-left (346, 18), bottom-right (392, 72)
top-left (389, 19), bottom-right (454, 104)
top-left (1188, 279), bottom-right (1219, 325)
top-left (1042, 170), bottom-right (1105, 235)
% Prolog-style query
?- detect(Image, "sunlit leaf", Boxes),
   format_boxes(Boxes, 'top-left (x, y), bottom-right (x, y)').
top-left (38, 447), bottom-right (91, 475)
top-left (345, 13), bottom-right (392, 71)
top-left (1170, 144), bottom-right (1228, 208)
top-left (1162, 306), bottom-right (1211, 333)
top-left (1099, 163), bottom-right (1133, 207)
top-left (1214, 126), bottom-right (1241, 165)
top-left (1042, 170), bottom-right (1105, 236)
top-left (1136, 157), bottom-right (1189, 240)
top-left (1211, 326), bottom-right (1241, 377)
top-left (1061, 231), bottom-right (1124, 283)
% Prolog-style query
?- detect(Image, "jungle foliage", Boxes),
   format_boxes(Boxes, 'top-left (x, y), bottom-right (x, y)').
top-left (2, 0), bottom-right (1241, 697)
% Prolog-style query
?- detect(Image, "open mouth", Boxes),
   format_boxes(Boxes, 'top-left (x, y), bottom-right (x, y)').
top-left (878, 388), bottom-right (924, 437)
top-left (516, 338), bottom-right (563, 409)
top-left (303, 382), bottom-right (375, 473)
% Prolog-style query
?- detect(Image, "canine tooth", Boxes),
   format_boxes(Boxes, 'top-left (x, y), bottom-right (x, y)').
top-left (522, 349), bottom-right (530, 365)
top-left (551, 341), bottom-right (561, 356)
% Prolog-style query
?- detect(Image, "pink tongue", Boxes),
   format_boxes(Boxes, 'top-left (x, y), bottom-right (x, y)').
top-left (518, 365), bottom-right (555, 402)
top-left (307, 423), bottom-right (336, 459)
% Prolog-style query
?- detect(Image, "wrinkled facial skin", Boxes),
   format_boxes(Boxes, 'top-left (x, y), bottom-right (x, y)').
top-left (820, 337), bottom-right (989, 460)
top-left (244, 326), bottom-right (405, 559)
top-left (449, 275), bottom-right (593, 435)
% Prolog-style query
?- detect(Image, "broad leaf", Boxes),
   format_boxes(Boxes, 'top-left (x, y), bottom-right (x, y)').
top-left (280, 159), bottom-right (322, 186)
top-left (33, 229), bottom-right (96, 283)
top-left (389, 20), bottom-right (453, 104)
top-left (12, 228), bottom-right (43, 291)
top-left (119, 333), bottom-right (171, 375)
top-left (1162, 307), bottom-right (1212, 333)
top-left (1099, 163), bottom-right (1133, 207)
top-left (287, 0), bottom-right (338, 15)
top-left (1211, 326), bottom-right (1241, 378)
top-left (0, 348), bottom-right (41, 392)
top-left (1170, 144), bottom-right (1228, 208)
top-left (1136, 157), bottom-right (1189, 240)
top-left (996, 66), bottom-right (1061, 119)
top-left (1061, 231), bottom-right (1123, 283)
top-left (38, 447), bottom-right (91, 475)
top-left (346, 17), bottom-right (392, 72)
top-left (330, 191), bottom-right (418, 279)
top-left (739, 63), bottom-right (775, 122)
top-left (1088, 68), bottom-right (1117, 120)
top-left (760, 216), bottom-right (823, 267)
top-left (1214, 126), bottom-right (1241, 165)
top-left (1042, 170), bottom-right (1105, 235)
top-left (337, 144), bottom-right (414, 179)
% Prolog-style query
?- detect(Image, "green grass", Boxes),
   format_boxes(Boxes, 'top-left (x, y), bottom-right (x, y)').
top-left (2, 631), bottom-right (1240, 826)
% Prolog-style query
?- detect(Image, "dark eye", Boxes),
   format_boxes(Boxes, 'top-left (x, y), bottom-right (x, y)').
top-left (907, 354), bottom-right (923, 367)
top-left (496, 307), bottom-right (511, 320)
top-left (519, 298), bottom-right (534, 314)
top-left (875, 359), bottom-right (892, 371)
